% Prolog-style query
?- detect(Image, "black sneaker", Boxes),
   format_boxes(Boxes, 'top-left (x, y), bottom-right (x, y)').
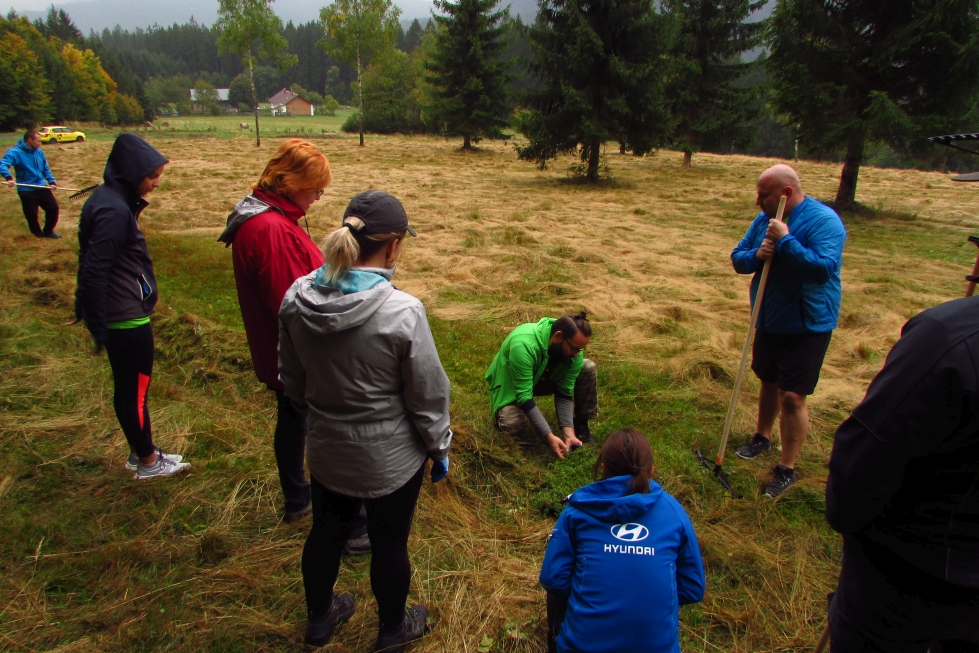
top-left (763, 465), bottom-right (796, 498)
top-left (374, 604), bottom-right (430, 653)
top-left (573, 418), bottom-right (594, 444)
top-left (305, 593), bottom-right (356, 646)
top-left (735, 433), bottom-right (772, 460)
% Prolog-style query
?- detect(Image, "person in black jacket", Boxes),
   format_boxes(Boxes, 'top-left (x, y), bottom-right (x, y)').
top-left (75, 133), bottom-right (190, 480)
top-left (826, 296), bottom-right (979, 652)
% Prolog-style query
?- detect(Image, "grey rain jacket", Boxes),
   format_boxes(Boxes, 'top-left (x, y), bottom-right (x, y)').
top-left (278, 266), bottom-right (452, 498)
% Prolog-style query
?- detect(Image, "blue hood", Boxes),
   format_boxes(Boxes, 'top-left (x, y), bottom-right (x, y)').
top-left (567, 476), bottom-right (663, 524)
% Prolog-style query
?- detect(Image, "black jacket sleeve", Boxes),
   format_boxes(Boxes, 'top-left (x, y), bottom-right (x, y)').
top-left (77, 206), bottom-right (129, 336)
top-left (826, 308), bottom-right (978, 534)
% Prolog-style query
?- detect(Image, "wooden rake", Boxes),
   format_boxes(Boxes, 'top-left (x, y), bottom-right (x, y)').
top-left (698, 195), bottom-right (788, 498)
top-left (13, 182), bottom-right (98, 203)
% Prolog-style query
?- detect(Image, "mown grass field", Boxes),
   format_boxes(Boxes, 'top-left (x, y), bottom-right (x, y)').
top-left (1, 131), bottom-right (977, 653)
top-left (0, 112), bottom-right (357, 148)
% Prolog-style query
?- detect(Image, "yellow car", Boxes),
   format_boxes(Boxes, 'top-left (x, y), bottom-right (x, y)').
top-left (38, 126), bottom-right (86, 144)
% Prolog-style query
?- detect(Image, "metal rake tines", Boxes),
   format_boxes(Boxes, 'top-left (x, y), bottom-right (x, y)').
top-left (695, 449), bottom-right (742, 498)
top-left (68, 185), bottom-right (98, 203)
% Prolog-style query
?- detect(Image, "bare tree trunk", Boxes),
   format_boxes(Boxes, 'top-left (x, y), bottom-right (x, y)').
top-left (682, 150), bottom-right (692, 168)
top-left (463, 133), bottom-right (472, 150)
top-left (356, 46), bottom-right (364, 147)
top-left (619, 141), bottom-right (626, 155)
top-left (248, 57), bottom-right (261, 147)
top-left (587, 140), bottom-right (601, 182)
top-left (835, 136), bottom-right (864, 209)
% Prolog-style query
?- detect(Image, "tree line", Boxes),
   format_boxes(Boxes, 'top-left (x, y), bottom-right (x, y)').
top-left (3, 0), bottom-right (978, 205)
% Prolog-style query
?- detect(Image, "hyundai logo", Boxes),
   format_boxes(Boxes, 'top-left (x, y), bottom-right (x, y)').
top-left (611, 523), bottom-right (649, 542)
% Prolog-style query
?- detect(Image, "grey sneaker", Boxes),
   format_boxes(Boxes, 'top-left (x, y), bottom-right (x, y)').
top-left (134, 455), bottom-right (191, 480)
top-left (374, 604), bottom-right (430, 653)
top-left (735, 433), bottom-right (772, 460)
top-left (763, 465), bottom-right (796, 498)
top-left (305, 593), bottom-right (356, 646)
top-left (125, 449), bottom-right (182, 471)
top-left (283, 503), bottom-right (312, 524)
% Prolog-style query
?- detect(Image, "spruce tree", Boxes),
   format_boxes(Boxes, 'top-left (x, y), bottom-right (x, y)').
top-left (767, 0), bottom-right (979, 208)
top-left (426, 0), bottom-right (512, 150)
top-left (664, 0), bottom-right (765, 167)
top-left (517, 0), bottom-right (675, 181)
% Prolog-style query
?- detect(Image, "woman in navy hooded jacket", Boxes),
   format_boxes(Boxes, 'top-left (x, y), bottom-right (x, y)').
top-left (75, 134), bottom-right (190, 480)
top-left (540, 428), bottom-right (705, 653)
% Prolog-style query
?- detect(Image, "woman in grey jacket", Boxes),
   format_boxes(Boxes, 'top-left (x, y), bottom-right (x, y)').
top-left (278, 190), bottom-right (451, 651)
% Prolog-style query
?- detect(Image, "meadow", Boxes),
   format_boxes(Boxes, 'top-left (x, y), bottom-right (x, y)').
top-left (1, 129), bottom-right (977, 653)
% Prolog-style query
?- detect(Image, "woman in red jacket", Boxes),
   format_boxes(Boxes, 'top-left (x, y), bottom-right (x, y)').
top-left (218, 139), bottom-right (331, 522)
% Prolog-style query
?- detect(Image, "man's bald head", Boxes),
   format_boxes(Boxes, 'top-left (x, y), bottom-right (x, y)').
top-left (756, 164), bottom-right (805, 218)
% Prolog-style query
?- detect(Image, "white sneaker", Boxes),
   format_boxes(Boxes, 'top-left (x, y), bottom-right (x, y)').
top-left (134, 456), bottom-right (191, 480)
top-left (125, 449), bottom-right (183, 471)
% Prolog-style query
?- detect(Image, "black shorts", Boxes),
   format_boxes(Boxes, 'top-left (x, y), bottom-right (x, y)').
top-left (751, 331), bottom-right (831, 395)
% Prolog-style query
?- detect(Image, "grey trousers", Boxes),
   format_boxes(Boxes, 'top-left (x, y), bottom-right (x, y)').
top-left (496, 359), bottom-right (598, 434)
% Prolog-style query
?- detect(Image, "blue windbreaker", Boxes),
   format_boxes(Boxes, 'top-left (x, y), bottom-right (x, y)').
top-left (731, 197), bottom-right (846, 334)
top-left (540, 476), bottom-right (705, 653)
top-left (0, 140), bottom-right (56, 192)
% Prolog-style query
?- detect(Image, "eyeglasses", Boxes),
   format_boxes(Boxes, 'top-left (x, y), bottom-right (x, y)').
top-left (315, 189), bottom-right (325, 199)
top-left (565, 342), bottom-right (584, 356)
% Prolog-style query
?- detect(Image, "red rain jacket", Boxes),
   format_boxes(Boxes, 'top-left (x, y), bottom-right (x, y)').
top-left (231, 188), bottom-right (324, 389)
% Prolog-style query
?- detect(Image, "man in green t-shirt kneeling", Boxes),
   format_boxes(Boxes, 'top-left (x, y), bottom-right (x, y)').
top-left (485, 312), bottom-right (598, 458)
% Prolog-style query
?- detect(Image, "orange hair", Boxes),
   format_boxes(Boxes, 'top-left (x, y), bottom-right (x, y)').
top-left (253, 139), bottom-right (332, 198)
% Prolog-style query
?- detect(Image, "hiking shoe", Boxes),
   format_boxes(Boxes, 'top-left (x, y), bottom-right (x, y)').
top-left (305, 593), bottom-right (356, 647)
top-left (125, 448), bottom-right (183, 471)
top-left (763, 465), bottom-right (796, 498)
top-left (134, 456), bottom-right (190, 480)
top-left (573, 418), bottom-right (594, 444)
top-left (735, 433), bottom-right (772, 460)
top-left (283, 502), bottom-right (312, 524)
top-left (374, 604), bottom-right (430, 653)
top-left (44, 232), bottom-right (61, 239)
top-left (343, 530), bottom-right (371, 556)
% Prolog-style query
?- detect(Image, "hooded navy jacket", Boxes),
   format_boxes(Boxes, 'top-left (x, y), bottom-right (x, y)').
top-left (75, 134), bottom-right (168, 337)
top-left (540, 476), bottom-right (705, 653)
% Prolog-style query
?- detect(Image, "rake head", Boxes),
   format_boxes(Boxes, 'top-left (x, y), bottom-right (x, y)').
top-left (68, 185), bottom-right (98, 203)
top-left (695, 449), bottom-right (742, 498)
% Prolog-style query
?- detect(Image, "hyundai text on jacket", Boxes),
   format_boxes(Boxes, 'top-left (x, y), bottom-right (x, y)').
top-left (826, 296), bottom-right (979, 589)
top-left (731, 197), bottom-right (846, 334)
top-left (540, 476), bottom-right (705, 653)
top-left (278, 266), bottom-right (452, 498)
top-left (75, 134), bottom-right (167, 337)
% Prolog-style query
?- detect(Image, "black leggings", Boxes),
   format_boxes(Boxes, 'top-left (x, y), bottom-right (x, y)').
top-left (302, 464), bottom-right (425, 627)
top-left (104, 324), bottom-right (155, 458)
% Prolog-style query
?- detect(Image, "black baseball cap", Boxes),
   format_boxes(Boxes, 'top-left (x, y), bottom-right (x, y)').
top-left (342, 190), bottom-right (417, 236)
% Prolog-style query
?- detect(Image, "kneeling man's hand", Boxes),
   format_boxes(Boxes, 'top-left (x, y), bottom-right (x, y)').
top-left (546, 433), bottom-right (568, 459)
top-left (563, 426), bottom-right (583, 451)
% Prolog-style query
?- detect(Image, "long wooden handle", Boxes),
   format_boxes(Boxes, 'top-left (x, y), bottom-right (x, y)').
top-left (13, 183), bottom-right (82, 192)
top-left (716, 195), bottom-right (787, 464)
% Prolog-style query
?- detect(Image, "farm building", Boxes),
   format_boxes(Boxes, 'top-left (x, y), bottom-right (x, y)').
top-left (268, 88), bottom-right (315, 116)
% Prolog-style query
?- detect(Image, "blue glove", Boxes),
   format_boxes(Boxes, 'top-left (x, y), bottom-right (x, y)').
top-left (431, 456), bottom-right (449, 483)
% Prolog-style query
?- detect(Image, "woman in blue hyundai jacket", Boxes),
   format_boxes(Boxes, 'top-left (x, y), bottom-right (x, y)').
top-left (540, 428), bottom-right (705, 653)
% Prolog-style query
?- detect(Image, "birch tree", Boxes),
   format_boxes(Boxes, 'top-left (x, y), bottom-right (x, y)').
top-left (217, 0), bottom-right (296, 146)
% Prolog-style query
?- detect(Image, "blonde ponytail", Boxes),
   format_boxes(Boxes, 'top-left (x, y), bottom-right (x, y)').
top-left (320, 216), bottom-right (408, 284)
